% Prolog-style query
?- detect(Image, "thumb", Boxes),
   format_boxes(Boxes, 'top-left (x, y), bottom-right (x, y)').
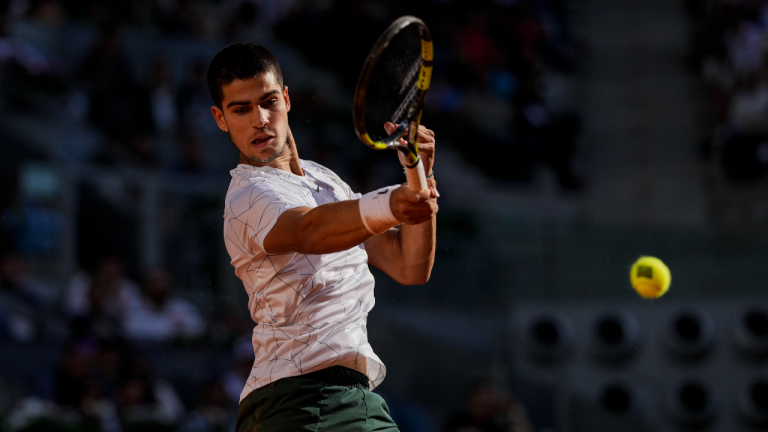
top-left (384, 122), bottom-right (396, 134)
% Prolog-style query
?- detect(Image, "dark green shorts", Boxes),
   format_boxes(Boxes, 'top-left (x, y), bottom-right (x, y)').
top-left (236, 366), bottom-right (399, 432)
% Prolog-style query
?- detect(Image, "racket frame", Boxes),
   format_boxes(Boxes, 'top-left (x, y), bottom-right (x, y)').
top-left (352, 15), bottom-right (433, 191)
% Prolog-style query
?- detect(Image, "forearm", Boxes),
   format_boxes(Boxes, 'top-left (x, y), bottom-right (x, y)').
top-left (264, 200), bottom-right (372, 255)
top-left (365, 178), bottom-right (438, 284)
top-left (395, 213), bottom-right (436, 284)
top-left (369, 212), bottom-right (436, 285)
top-left (394, 176), bottom-right (438, 283)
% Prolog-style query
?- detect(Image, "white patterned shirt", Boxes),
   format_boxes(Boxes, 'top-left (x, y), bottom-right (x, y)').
top-left (223, 161), bottom-right (386, 402)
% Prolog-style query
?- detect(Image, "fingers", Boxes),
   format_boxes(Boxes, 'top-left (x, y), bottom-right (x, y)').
top-left (415, 126), bottom-right (435, 146)
top-left (383, 122), bottom-right (407, 145)
top-left (416, 125), bottom-right (435, 143)
top-left (395, 201), bottom-right (437, 225)
top-left (385, 123), bottom-right (436, 190)
top-left (401, 183), bottom-right (433, 202)
top-left (384, 123), bottom-right (435, 145)
top-left (428, 178), bottom-right (440, 198)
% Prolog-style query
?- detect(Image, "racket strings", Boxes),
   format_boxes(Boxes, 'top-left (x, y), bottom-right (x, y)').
top-left (398, 58), bottom-right (423, 95)
top-left (362, 24), bottom-right (424, 142)
top-left (392, 81), bottom-right (419, 126)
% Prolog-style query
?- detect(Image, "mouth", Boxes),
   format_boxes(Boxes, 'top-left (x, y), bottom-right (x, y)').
top-left (251, 134), bottom-right (275, 149)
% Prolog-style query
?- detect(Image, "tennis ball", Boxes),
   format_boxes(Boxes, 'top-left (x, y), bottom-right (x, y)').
top-left (630, 256), bottom-right (671, 299)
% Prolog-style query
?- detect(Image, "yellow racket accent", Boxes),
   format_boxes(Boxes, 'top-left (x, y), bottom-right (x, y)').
top-left (409, 112), bottom-right (422, 157)
top-left (421, 40), bottom-right (433, 61)
top-left (361, 133), bottom-right (390, 150)
top-left (417, 65), bottom-right (432, 90)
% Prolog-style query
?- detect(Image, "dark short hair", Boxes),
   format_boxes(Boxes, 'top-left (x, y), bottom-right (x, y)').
top-left (206, 42), bottom-right (284, 108)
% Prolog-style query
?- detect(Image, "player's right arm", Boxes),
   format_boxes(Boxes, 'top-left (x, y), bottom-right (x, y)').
top-left (263, 187), bottom-right (435, 255)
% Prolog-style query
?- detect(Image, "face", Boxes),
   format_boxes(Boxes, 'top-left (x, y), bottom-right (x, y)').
top-left (211, 72), bottom-right (291, 165)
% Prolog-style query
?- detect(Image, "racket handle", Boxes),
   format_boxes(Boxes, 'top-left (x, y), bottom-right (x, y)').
top-left (405, 158), bottom-right (428, 191)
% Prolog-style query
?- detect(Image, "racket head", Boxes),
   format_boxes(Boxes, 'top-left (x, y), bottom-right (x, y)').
top-left (352, 15), bottom-right (433, 161)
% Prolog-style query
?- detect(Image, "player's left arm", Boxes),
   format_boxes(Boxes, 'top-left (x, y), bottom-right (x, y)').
top-left (364, 124), bottom-right (437, 285)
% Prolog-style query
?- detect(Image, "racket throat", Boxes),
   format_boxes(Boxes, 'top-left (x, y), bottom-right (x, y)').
top-left (396, 146), bottom-right (420, 168)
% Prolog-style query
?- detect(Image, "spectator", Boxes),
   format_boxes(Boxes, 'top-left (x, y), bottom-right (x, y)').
top-left (124, 268), bottom-right (205, 342)
top-left (143, 57), bottom-right (178, 137)
top-left (221, 336), bottom-right (254, 404)
top-left (727, 70), bottom-right (768, 134)
top-left (0, 372), bottom-right (27, 416)
top-left (78, 27), bottom-right (137, 137)
top-left (176, 59), bottom-right (217, 136)
top-left (0, 253), bottom-right (56, 342)
top-left (175, 132), bottom-right (206, 173)
top-left (175, 60), bottom-right (215, 172)
top-left (53, 339), bottom-right (183, 430)
top-left (443, 380), bottom-right (533, 432)
top-left (69, 275), bottom-right (125, 340)
top-left (0, 252), bottom-right (53, 305)
top-left (64, 256), bottom-right (141, 322)
top-left (78, 27), bottom-right (156, 166)
top-left (116, 353), bottom-right (185, 426)
top-left (0, 13), bottom-right (52, 77)
top-left (158, 0), bottom-right (207, 38)
top-left (54, 339), bottom-right (102, 409)
top-left (183, 379), bottom-right (237, 432)
top-left (691, 1), bottom-right (768, 181)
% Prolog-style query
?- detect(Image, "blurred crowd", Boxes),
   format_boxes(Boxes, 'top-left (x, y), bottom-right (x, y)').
top-left (0, 252), bottom-right (244, 431)
top-left (0, 0), bottom-right (574, 430)
top-left (275, 0), bottom-right (584, 190)
top-left (0, 0), bottom-right (582, 190)
top-left (689, 0), bottom-right (768, 182)
top-left (442, 380), bottom-right (533, 432)
top-left (0, 250), bottom-right (535, 431)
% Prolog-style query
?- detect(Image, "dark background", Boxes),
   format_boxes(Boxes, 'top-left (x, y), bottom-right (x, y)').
top-left (1, 0), bottom-right (768, 431)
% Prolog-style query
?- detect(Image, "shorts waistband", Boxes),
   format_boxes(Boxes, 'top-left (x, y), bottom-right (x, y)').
top-left (300, 365), bottom-right (369, 387)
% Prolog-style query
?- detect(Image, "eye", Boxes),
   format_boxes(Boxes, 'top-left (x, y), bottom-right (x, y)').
top-left (263, 99), bottom-right (278, 107)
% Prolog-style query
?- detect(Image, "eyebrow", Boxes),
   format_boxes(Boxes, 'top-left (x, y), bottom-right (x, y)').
top-left (225, 90), bottom-right (281, 108)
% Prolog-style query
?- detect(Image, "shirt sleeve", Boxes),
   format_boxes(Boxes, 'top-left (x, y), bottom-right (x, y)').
top-left (304, 160), bottom-right (361, 201)
top-left (225, 178), bottom-right (311, 255)
top-left (329, 170), bottom-right (361, 200)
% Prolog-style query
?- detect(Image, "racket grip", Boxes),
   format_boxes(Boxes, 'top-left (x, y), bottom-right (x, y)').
top-left (405, 158), bottom-right (428, 191)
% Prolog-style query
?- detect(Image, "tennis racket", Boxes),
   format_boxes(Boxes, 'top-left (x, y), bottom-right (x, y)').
top-left (352, 15), bottom-right (433, 191)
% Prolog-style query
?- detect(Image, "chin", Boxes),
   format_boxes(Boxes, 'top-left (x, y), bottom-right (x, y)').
top-left (248, 148), bottom-right (283, 164)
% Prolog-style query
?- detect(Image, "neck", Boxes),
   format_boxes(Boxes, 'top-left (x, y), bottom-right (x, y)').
top-left (239, 128), bottom-right (304, 176)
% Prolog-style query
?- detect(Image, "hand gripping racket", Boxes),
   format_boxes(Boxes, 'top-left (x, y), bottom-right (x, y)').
top-left (353, 16), bottom-right (433, 191)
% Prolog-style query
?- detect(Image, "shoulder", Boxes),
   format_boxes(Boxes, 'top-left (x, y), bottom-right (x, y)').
top-left (301, 159), bottom-right (339, 179)
top-left (226, 179), bottom-right (290, 221)
top-left (226, 167), bottom-right (314, 216)
top-left (302, 159), bottom-right (356, 195)
top-left (227, 168), bottom-right (290, 204)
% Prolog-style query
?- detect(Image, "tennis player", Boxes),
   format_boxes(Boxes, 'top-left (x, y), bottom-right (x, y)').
top-left (209, 43), bottom-right (438, 431)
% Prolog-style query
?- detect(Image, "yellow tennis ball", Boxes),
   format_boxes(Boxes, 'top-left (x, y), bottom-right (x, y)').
top-left (630, 256), bottom-right (671, 299)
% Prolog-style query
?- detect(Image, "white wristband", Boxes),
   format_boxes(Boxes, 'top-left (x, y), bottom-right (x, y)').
top-left (359, 185), bottom-right (400, 235)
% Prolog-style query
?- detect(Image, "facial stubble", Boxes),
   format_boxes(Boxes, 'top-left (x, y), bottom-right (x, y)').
top-left (230, 131), bottom-right (289, 165)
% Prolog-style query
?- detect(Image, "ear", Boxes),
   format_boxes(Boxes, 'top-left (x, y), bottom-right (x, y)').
top-left (283, 86), bottom-right (291, 112)
top-left (211, 105), bottom-right (229, 132)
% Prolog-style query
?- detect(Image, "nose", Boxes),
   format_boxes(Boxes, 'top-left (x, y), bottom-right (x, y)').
top-left (252, 107), bottom-right (269, 128)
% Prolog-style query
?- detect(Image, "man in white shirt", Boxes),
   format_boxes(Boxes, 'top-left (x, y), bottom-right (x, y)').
top-left (208, 43), bottom-right (438, 431)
